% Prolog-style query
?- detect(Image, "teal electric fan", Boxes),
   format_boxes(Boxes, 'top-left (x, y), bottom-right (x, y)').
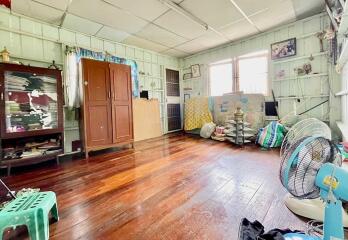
top-left (279, 136), bottom-right (347, 240)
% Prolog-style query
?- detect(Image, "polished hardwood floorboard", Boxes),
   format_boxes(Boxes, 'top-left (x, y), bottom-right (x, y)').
top-left (2, 133), bottom-right (308, 240)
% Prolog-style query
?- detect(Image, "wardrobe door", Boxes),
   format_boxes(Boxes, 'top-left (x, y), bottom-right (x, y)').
top-left (109, 63), bottom-right (133, 143)
top-left (82, 59), bottom-right (112, 147)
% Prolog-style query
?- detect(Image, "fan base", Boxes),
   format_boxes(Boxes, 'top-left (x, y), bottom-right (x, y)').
top-left (284, 233), bottom-right (320, 239)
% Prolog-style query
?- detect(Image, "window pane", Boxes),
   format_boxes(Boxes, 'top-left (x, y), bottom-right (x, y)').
top-left (239, 55), bottom-right (268, 95)
top-left (209, 63), bottom-right (233, 96)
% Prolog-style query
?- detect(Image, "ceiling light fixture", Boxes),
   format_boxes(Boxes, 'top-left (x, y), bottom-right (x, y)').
top-left (158, 0), bottom-right (209, 30)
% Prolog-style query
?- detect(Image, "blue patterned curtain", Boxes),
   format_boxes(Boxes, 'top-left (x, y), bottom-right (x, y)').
top-left (76, 47), bottom-right (139, 97)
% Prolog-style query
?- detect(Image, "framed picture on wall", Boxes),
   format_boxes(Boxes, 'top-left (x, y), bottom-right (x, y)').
top-left (271, 38), bottom-right (296, 60)
top-left (191, 64), bottom-right (201, 77)
top-left (184, 94), bottom-right (190, 103)
top-left (183, 73), bottom-right (192, 80)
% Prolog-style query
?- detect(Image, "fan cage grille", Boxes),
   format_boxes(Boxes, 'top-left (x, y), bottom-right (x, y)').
top-left (280, 137), bottom-right (339, 199)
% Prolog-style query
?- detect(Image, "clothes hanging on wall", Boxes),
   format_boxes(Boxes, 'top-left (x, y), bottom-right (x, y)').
top-left (184, 97), bottom-right (213, 131)
top-left (76, 47), bottom-right (139, 97)
top-left (64, 51), bottom-right (79, 109)
top-left (63, 46), bottom-right (140, 110)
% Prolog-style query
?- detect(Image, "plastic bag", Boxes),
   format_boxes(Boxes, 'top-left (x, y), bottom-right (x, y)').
top-left (200, 122), bottom-right (216, 138)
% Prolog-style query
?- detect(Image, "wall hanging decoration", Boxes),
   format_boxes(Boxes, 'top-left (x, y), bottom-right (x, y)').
top-left (183, 73), bottom-right (192, 80)
top-left (271, 38), bottom-right (296, 60)
top-left (191, 64), bottom-right (201, 77)
top-left (0, 47), bottom-right (10, 62)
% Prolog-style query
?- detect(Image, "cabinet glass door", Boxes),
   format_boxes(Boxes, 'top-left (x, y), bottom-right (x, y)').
top-left (4, 71), bottom-right (58, 133)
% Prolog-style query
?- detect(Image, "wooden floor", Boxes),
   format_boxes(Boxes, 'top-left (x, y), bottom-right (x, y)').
top-left (2, 133), bottom-right (307, 240)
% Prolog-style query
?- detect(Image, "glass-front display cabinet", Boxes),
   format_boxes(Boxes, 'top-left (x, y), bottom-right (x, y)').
top-left (0, 63), bottom-right (63, 175)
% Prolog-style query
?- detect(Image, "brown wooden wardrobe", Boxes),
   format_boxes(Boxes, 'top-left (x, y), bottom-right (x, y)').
top-left (80, 58), bottom-right (133, 157)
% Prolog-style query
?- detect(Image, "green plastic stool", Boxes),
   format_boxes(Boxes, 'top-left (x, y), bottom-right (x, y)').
top-left (0, 191), bottom-right (59, 240)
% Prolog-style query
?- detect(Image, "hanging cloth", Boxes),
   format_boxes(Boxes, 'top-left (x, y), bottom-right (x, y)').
top-left (64, 50), bottom-right (79, 109)
top-left (184, 97), bottom-right (213, 131)
top-left (76, 47), bottom-right (140, 97)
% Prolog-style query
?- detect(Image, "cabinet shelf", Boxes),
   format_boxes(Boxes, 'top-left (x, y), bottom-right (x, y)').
top-left (0, 63), bottom-right (64, 176)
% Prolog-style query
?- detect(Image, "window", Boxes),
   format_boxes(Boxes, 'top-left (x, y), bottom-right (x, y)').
top-left (209, 50), bottom-right (268, 96)
top-left (209, 61), bottom-right (233, 96)
top-left (238, 51), bottom-right (268, 95)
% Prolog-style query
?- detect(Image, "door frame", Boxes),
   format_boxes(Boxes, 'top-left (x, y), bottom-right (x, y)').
top-left (164, 68), bottom-right (182, 133)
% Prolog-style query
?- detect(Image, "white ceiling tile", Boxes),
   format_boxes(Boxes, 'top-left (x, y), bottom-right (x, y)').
top-left (233, 0), bottom-right (282, 16)
top-left (154, 10), bottom-right (207, 39)
top-left (122, 35), bottom-right (169, 53)
top-left (174, 40), bottom-right (208, 54)
top-left (12, 0), bottom-right (64, 25)
top-left (291, 0), bottom-right (325, 19)
top-left (62, 14), bottom-right (102, 36)
top-left (135, 24), bottom-right (187, 47)
top-left (179, 0), bottom-right (244, 28)
top-left (33, 0), bottom-right (70, 11)
top-left (193, 29), bottom-right (230, 48)
top-left (220, 19), bottom-right (258, 41)
top-left (96, 26), bottom-right (130, 42)
top-left (102, 0), bottom-right (169, 22)
top-left (68, 0), bottom-right (148, 34)
top-left (162, 48), bottom-right (190, 58)
top-left (249, 0), bottom-right (296, 31)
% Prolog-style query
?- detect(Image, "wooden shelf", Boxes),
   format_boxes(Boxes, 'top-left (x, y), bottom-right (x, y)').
top-left (0, 149), bottom-right (62, 167)
top-left (275, 95), bottom-right (329, 100)
top-left (272, 73), bottom-right (328, 82)
top-left (272, 52), bottom-right (327, 64)
top-left (182, 77), bottom-right (201, 82)
top-left (336, 90), bottom-right (348, 96)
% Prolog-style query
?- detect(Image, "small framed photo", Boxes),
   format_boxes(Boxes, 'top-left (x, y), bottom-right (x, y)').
top-left (191, 64), bottom-right (200, 77)
top-left (184, 93), bottom-right (190, 102)
top-left (183, 73), bottom-right (192, 80)
top-left (271, 38), bottom-right (296, 60)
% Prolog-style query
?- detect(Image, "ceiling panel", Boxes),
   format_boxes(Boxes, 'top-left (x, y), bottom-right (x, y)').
top-left (174, 39), bottom-right (209, 54)
top-left (34, 0), bottom-right (70, 11)
top-left (12, 0), bottom-right (64, 25)
top-left (192, 29), bottom-right (230, 49)
top-left (135, 23), bottom-right (188, 47)
top-left (179, 0), bottom-right (244, 28)
top-left (96, 26), bottom-right (130, 42)
top-left (62, 14), bottom-right (102, 36)
top-left (154, 10), bottom-right (207, 39)
top-left (102, 0), bottom-right (169, 22)
top-left (249, 0), bottom-right (296, 31)
top-left (220, 19), bottom-right (258, 41)
top-left (291, 0), bottom-right (325, 19)
top-left (68, 0), bottom-right (148, 34)
top-left (122, 35), bottom-right (169, 53)
top-left (233, 0), bottom-right (282, 16)
top-left (162, 48), bottom-right (190, 58)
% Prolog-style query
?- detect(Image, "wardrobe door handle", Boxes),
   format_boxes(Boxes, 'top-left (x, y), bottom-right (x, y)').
top-left (108, 91), bottom-right (111, 99)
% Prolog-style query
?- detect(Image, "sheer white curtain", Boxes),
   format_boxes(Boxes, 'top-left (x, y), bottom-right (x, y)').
top-left (64, 51), bottom-right (79, 108)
